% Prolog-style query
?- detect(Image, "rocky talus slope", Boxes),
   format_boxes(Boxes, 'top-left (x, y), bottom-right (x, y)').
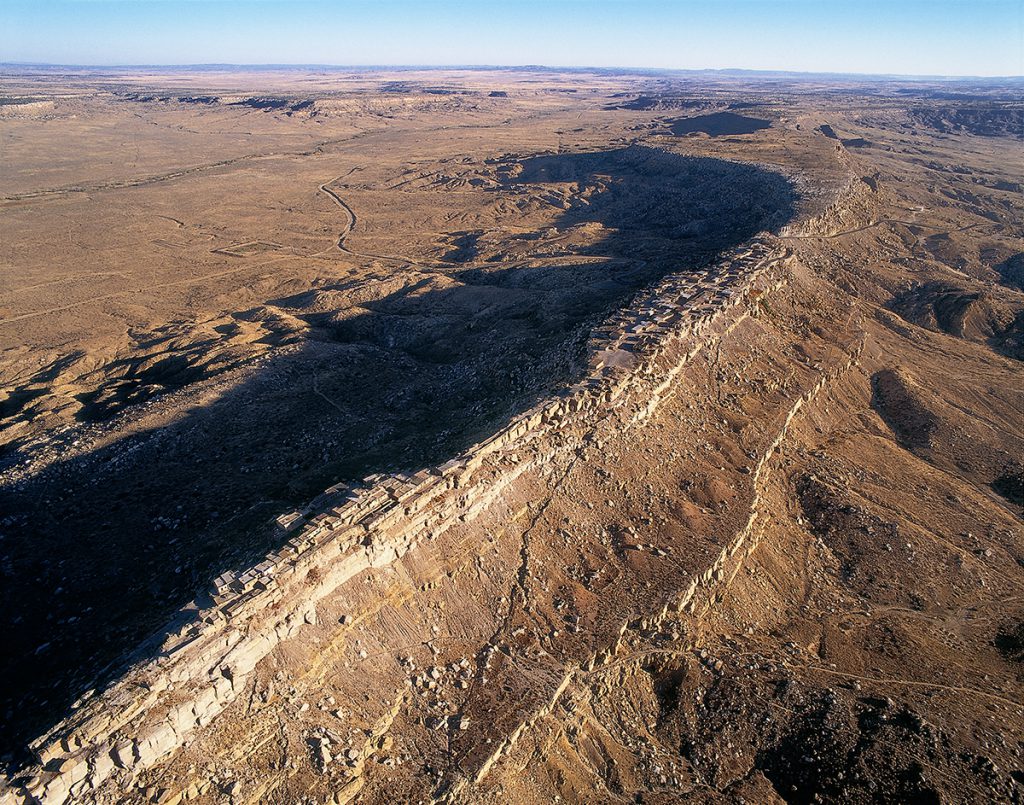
top-left (7, 220), bottom-right (803, 803)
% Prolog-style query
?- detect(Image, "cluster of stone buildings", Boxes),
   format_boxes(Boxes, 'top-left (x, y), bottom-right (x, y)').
top-left (8, 236), bottom-right (787, 805)
top-left (199, 238), bottom-right (777, 627)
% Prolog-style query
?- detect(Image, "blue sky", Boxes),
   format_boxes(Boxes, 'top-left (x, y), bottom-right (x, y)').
top-left (1, 1), bottom-right (1021, 76)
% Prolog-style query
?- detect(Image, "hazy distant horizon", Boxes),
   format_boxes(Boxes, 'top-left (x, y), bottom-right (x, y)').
top-left (3, 62), bottom-right (1022, 82)
top-left (2, 1), bottom-right (1021, 79)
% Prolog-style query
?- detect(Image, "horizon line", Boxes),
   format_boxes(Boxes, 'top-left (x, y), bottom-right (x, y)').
top-left (3, 61), bottom-right (1023, 82)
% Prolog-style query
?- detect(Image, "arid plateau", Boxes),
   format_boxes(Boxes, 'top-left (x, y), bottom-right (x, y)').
top-left (0, 66), bottom-right (1023, 804)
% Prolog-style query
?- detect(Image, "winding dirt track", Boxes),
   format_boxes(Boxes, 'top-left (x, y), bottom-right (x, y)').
top-left (317, 178), bottom-right (466, 270)
top-left (0, 175), bottom-right (372, 327)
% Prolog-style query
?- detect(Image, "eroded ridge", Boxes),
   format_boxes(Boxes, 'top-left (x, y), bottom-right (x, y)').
top-left (4, 235), bottom-right (788, 805)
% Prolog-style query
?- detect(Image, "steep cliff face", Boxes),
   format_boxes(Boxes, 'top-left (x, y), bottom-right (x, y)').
top-left (0, 148), bottom-right (801, 757)
top-left (9, 230), bottom-right (805, 804)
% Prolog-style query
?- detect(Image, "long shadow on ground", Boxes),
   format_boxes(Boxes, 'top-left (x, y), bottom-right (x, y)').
top-left (0, 146), bottom-right (795, 763)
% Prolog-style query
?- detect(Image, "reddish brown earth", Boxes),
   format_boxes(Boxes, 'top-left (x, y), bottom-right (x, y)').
top-left (0, 67), bottom-right (1022, 804)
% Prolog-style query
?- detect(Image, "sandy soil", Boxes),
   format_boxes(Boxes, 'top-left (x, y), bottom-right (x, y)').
top-left (0, 67), bottom-right (1022, 804)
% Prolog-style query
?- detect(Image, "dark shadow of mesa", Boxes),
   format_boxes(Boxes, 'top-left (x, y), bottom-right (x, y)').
top-left (0, 146), bottom-right (795, 763)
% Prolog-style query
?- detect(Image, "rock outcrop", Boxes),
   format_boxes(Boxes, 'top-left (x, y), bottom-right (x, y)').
top-left (3, 236), bottom-right (792, 805)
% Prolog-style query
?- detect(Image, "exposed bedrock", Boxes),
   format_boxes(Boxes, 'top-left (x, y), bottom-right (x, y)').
top-left (0, 148), bottom-right (796, 764)
top-left (6, 235), bottom-right (809, 804)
